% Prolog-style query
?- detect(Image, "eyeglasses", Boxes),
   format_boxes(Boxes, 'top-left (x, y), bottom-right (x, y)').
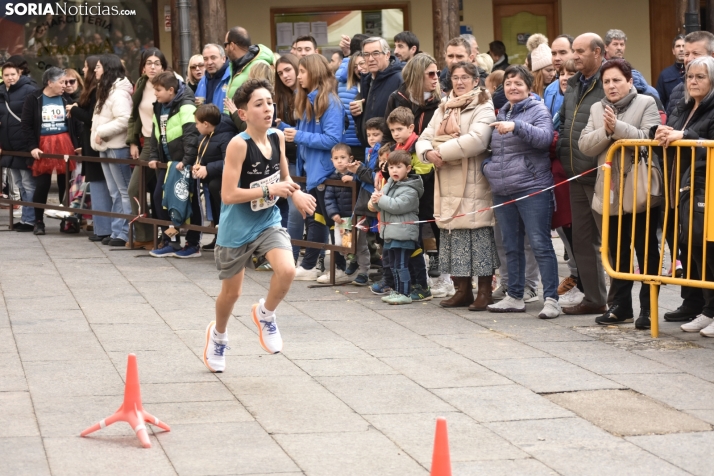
top-left (190, 64), bottom-right (205, 69)
top-left (425, 71), bottom-right (438, 78)
top-left (64, 79), bottom-right (76, 86)
top-left (223, 41), bottom-right (231, 48)
top-left (362, 51), bottom-right (385, 59)
top-left (451, 75), bottom-right (473, 84)
top-left (145, 61), bottom-right (162, 68)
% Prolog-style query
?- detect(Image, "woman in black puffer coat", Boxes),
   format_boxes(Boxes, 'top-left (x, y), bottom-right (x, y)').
top-left (0, 62), bottom-right (38, 229)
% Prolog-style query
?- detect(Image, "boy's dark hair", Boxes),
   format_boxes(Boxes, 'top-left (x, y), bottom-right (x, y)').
top-left (387, 150), bottom-right (412, 167)
top-left (386, 106), bottom-right (415, 127)
top-left (331, 143), bottom-right (352, 156)
top-left (295, 35), bottom-right (317, 48)
top-left (378, 142), bottom-right (394, 156)
top-left (350, 34), bottom-right (368, 56)
top-left (151, 71), bottom-right (178, 91)
top-left (194, 104), bottom-right (221, 126)
top-left (489, 40), bottom-right (506, 57)
top-left (394, 31), bottom-right (419, 51)
top-left (233, 79), bottom-right (274, 110)
top-left (365, 116), bottom-right (388, 136)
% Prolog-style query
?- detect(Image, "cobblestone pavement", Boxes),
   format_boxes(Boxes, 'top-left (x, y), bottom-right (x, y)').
top-left (1, 214), bottom-right (713, 475)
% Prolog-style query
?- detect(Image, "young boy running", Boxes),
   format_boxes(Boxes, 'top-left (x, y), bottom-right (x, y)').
top-left (203, 79), bottom-right (316, 373)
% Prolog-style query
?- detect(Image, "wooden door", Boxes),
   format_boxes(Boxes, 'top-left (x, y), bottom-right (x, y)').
top-left (493, 0), bottom-right (559, 65)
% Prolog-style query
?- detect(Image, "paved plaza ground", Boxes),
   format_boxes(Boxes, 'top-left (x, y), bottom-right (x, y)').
top-left (2, 212), bottom-right (714, 475)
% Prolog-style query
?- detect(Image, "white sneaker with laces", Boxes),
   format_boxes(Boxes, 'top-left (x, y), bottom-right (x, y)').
top-left (430, 276), bottom-right (453, 298)
top-left (316, 268), bottom-right (352, 284)
top-left (487, 295), bottom-right (526, 313)
top-left (538, 297), bottom-right (561, 319)
top-left (294, 265), bottom-right (321, 281)
top-left (559, 287), bottom-right (585, 307)
top-left (700, 321), bottom-right (714, 337)
top-left (492, 283), bottom-right (508, 300)
top-left (203, 321), bottom-right (229, 373)
top-left (524, 286), bottom-right (539, 303)
top-left (445, 281), bottom-right (456, 297)
top-left (252, 299), bottom-right (283, 354)
top-left (681, 314), bottom-right (714, 333)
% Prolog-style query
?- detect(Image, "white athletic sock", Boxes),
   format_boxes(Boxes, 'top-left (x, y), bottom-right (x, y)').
top-left (213, 329), bottom-right (227, 341)
top-left (443, 273), bottom-right (451, 282)
top-left (259, 302), bottom-right (275, 321)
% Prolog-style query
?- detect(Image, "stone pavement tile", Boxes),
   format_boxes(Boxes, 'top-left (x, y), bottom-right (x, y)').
top-left (0, 392), bottom-right (39, 437)
top-left (316, 375), bottom-right (454, 414)
top-left (23, 359), bottom-right (124, 397)
top-left (107, 350), bottom-right (216, 384)
top-left (546, 389), bottom-right (711, 436)
top-left (381, 351), bottom-right (512, 388)
top-left (530, 341), bottom-right (681, 375)
top-left (221, 374), bottom-right (321, 397)
top-left (428, 332), bottom-right (551, 361)
top-left (289, 299), bottom-right (385, 321)
top-left (9, 309), bottom-right (91, 334)
top-left (238, 384), bottom-right (368, 434)
top-left (451, 459), bottom-right (557, 475)
top-left (274, 429), bottom-right (428, 476)
top-left (606, 373), bottom-right (714, 410)
top-left (634, 348), bottom-right (714, 383)
top-left (685, 409), bottom-right (714, 425)
top-left (480, 357), bottom-right (625, 393)
top-left (364, 412), bottom-right (528, 464)
top-left (145, 400), bottom-right (254, 425)
top-left (221, 354), bottom-right (307, 378)
top-left (378, 308), bottom-right (490, 335)
top-left (282, 339), bottom-right (370, 359)
top-left (627, 432), bottom-right (714, 476)
top-left (175, 326), bottom-right (269, 358)
top-left (32, 395), bottom-right (138, 437)
top-left (81, 302), bottom-right (163, 324)
top-left (159, 308), bottom-right (220, 331)
top-left (5, 295), bottom-right (80, 312)
top-left (292, 356), bottom-right (398, 377)
top-left (469, 317), bottom-right (597, 342)
top-left (486, 418), bottom-right (689, 476)
top-left (44, 435), bottom-right (176, 475)
top-left (159, 422), bottom-right (300, 475)
top-left (0, 351), bottom-right (27, 391)
top-left (320, 318), bottom-right (443, 351)
top-left (0, 436), bottom-right (51, 475)
top-left (15, 331), bottom-right (106, 362)
top-left (141, 381), bottom-right (236, 404)
top-left (0, 326), bottom-right (16, 351)
top-left (92, 323), bottom-right (185, 352)
top-left (434, 385), bottom-right (573, 422)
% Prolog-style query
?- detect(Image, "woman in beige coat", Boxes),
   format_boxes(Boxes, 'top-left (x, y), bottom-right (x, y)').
top-left (579, 58), bottom-right (661, 330)
top-left (416, 61), bottom-right (498, 310)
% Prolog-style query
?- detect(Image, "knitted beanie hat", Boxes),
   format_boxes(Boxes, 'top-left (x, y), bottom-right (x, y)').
top-left (527, 34), bottom-right (552, 72)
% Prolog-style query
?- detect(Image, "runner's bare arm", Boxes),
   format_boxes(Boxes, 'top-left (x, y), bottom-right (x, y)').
top-left (276, 130), bottom-right (316, 217)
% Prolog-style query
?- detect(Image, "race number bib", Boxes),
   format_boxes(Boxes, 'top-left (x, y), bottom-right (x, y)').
top-left (250, 171), bottom-right (280, 211)
top-left (41, 103), bottom-right (65, 132)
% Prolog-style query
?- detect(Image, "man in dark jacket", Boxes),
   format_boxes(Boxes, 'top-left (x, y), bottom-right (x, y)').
top-left (489, 40), bottom-right (509, 72)
top-left (350, 37), bottom-right (404, 148)
top-left (656, 35), bottom-right (685, 111)
top-left (439, 36), bottom-right (487, 93)
top-left (557, 32), bottom-right (607, 316)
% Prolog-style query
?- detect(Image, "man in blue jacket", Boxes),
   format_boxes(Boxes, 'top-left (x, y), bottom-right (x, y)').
top-left (349, 37), bottom-right (403, 148)
top-left (194, 43), bottom-right (230, 108)
top-left (656, 35), bottom-right (685, 111)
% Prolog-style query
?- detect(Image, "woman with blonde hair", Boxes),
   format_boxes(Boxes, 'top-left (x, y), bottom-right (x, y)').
top-left (285, 54), bottom-right (345, 281)
top-left (63, 68), bottom-right (84, 102)
top-left (185, 54), bottom-right (204, 92)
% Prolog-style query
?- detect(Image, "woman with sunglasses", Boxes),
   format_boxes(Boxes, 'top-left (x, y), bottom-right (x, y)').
top-left (186, 54), bottom-right (205, 93)
top-left (62, 69), bottom-right (84, 103)
top-left (125, 48), bottom-right (167, 248)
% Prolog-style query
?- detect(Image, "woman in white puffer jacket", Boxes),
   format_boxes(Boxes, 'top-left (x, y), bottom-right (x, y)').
top-left (91, 54), bottom-right (134, 246)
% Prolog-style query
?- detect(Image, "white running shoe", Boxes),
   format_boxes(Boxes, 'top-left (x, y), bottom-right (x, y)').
top-left (492, 283), bottom-right (508, 300)
top-left (294, 266), bottom-right (321, 281)
top-left (559, 286), bottom-right (585, 307)
top-left (681, 314), bottom-right (714, 333)
top-left (700, 321), bottom-right (714, 337)
top-left (430, 276), bottom-right (454, 298)
top-left (538, 297), bottom-right (561, 319)
top-left (252, 299), bottom-right (283, 354)
top-left (202, 321), bottom-right (229, 373)
top-left (487, 295), bottom-right (526, 313)
top-left (316, 268), bottom-right (352, 284)
top-left (524, 286), bottom-right (539, 303)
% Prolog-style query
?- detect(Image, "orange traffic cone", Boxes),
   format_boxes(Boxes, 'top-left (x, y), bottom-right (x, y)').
top-left (81, 353), bottom-right (170, 448)
top-left (430, 417), bottom-right (452, 476)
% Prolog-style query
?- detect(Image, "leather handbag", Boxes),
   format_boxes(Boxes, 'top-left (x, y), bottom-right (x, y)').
top-left (622, 147), bottom-right (663, 214)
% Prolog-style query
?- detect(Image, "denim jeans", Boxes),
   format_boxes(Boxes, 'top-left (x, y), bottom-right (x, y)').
top-left (494, 221), bottom-right (540, 289)
top-left (493, 190), bottom-right (559, 301)
top-left (100, 148), bottom-right (132, 241)
top-left (10, 168), bottom-right (36, 224)
top-left (287, 163), bottom-right (306, 261)
top-left (88, 180), bottom-right (113, 237)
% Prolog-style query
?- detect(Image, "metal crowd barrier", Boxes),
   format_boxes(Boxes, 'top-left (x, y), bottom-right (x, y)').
top-left (0, 150), bottom-right (357, 286)
top-left (601, 139), bottom-right (714, 338)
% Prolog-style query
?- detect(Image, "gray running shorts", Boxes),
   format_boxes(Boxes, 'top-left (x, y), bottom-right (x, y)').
top-left (215, 227), bottom-right (292, 280)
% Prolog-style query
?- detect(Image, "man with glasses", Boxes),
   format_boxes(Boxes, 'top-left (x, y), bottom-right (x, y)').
top-left (222, 26), bottom-right (274, 115)
top-left (195, 43), bottom-right (230, 108)
top-left (349, 36), bottom-right (403, 147)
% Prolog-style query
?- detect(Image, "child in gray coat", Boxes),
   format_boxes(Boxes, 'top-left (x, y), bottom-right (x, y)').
top-left (370, 150), bottom-right (424, 305)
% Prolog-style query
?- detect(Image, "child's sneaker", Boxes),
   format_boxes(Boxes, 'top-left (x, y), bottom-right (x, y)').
top-left (383, 291), bottom-right (412, 305)
top-left (203, 321), bottom-right (229, 373)
top-left (371, 279), bottom-right (393, 295)
top-left (410, 284), bottom-right (433, 302)
top-left (150, 243), bottom-right (176, 257)
top-left (345, 261), bottom-right (359, 276)
top-left (352, 273), bottom-right (370, 286)
top-left (175, 244), bottom-right (201, 259)
top-left (251, 299), bottom-right (283, 354)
